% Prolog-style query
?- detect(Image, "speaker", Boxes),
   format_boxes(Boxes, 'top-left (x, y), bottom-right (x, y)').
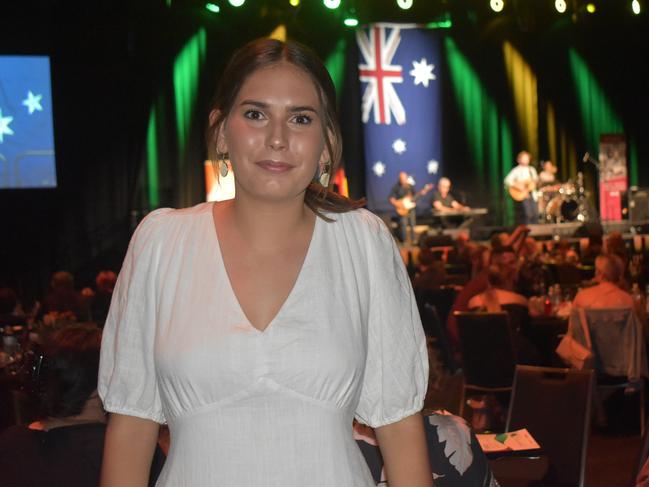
top-left (629, 188), bottom-right (649, 222)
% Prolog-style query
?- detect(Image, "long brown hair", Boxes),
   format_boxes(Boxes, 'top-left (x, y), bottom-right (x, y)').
top-left (206, 38), bottom-right (364, 219)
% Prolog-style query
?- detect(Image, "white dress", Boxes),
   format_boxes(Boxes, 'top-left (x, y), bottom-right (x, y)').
top-left (98, 202), bottom-right (428, 487)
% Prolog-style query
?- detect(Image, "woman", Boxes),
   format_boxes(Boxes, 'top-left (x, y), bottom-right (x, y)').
top-left (99, 39), bottom-right (431, 487)
top-left (0, 325), bottom-right (164, 486)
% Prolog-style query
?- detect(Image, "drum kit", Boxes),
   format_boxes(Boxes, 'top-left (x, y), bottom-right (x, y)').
top-left (539, 172), bottom-right (591, 223)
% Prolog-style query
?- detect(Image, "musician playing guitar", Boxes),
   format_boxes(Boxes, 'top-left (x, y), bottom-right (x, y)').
top-left (388, 171), bottom-right (432, 244)
top-left (504, 150), bottom-right (540, 225)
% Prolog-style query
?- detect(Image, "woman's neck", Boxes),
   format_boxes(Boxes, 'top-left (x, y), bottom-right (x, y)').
top-left (223, 196), bottom-right (314, 249)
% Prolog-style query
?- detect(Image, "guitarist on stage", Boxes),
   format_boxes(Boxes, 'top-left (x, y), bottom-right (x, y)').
top-left (389, 171), bottom-right (431, 244)
top-left (504, 150), bottom-right (539, 225)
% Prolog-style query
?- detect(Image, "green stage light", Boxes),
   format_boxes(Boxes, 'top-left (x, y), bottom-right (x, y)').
top-left (323, 0), bottom-right (341, 9)
top-left (397, 0), bottom-right (413, 9)
top-left (205, 2), bottom-right (220, 13)
top-left (228, 0), bottom-right (245, 6)
top-left (490, 0), bottom-right (504, 12)
top-left (586, 3), bottom-right (596, 13)
top-left (632, 0), bottom-right (641, 14)
top-left (344, 17), bottom-right (359, 26)
top-left (289, 0), bottom-right (300, 6)
top-left (555, 0), bottom-right (566, 13)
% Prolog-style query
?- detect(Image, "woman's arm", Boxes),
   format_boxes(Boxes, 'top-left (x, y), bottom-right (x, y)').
top-left (100, 413), bottom-right (161, 487)
top-left (375, 412), bottom-right (433, 487)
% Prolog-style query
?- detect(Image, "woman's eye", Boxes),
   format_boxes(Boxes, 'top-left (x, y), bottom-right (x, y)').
top-left (293, 114), bottom-right (312, 125)
top-left (244, 109), bottom-right (264, 121)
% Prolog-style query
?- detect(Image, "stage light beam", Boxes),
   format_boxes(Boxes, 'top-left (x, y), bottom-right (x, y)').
top-left (397, 0), bottom-right (414, 9)
top-left (205, 2), bottom-right (220, 13)
top-left (344, 17), bottom-right (359, 26)
top-left (289, 0), bottom-right (300, 6)
top-left (323, 0), bottom-right (341, 9)
top-left (490, 0), bottom-right (504, 13)
top-left (586, 3), bottom-right (596, 13)
top-left (632, 0), bottom-right (641, 14)
top-left (555, 0), bottom-right (567, 13)
top-left (228, 0), bottom-right (245, 6)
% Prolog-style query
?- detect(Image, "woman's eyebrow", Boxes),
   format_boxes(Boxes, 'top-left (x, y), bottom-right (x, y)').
top-left (239, 100), bottom-right (318, 114)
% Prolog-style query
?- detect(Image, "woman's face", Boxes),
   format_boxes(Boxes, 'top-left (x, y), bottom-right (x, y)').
top-left (219, 62), bottom-right (328, 203)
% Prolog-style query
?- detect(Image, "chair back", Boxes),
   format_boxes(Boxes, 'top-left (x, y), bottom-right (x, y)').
top-left (417, 286), bottom-right (457, 327)
top-left (506, 365), bottom-right (594, 487)
top-left (455, 311), bottom-right (516, 389)
top-left (422, 303), bottom-right (458, 373)
top-left (571, 307), bottom-right (648, 382)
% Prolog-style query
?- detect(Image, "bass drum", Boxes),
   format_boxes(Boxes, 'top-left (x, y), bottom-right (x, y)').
top-left (560, 197), bottom-right (580, 221)
top-left (546, 195), bottom-right (580, 222)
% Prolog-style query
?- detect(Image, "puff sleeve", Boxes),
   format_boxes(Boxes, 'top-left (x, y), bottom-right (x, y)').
top-left (98, 209), bottom-right (172, 424)
top-left (354, 214), bottom-right (429, 428)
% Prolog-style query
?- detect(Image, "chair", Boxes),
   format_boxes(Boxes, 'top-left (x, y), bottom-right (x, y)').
top-left (631, 412), bottom-right (649, 486)
top-left (454, 311), bottom-right (517, 416)
top-left (569, 307), bottom-right (647, 434)
top-left (356, 412), bottom-right (497, 486)
top-left (421, 303), bottom-right (458, 373)
top-left (417, 286), bottom-right (457, 327)
top-left (505, 365), bottom-right (594, 487)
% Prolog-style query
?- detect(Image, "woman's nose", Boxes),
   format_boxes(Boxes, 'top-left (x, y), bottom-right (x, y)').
top-left (267, 120), bottom-right (287, 151)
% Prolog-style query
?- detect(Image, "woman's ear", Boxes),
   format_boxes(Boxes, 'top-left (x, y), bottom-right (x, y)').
top-left (209, 109), bottom-right (228, 154)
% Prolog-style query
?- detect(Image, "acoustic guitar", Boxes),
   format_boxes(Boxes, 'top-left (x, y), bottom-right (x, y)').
top-left (508, 180), bottom-right (536, 202)
top-left (394, 183), bottom-right (433, 216)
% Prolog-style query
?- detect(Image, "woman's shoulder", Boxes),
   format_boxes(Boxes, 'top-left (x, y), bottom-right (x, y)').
top-left (133, 202), bottom-right (212, 241)
top-left (330, 208), bottom-right (392, 239)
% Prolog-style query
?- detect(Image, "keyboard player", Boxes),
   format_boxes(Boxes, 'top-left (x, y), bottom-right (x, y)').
top-left (431, 177), bottom-right (471, 228)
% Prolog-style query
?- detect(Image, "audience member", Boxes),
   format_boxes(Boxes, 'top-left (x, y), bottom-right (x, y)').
top-left (0, 324), bottom-right (164, 487)
top-left (412, 248), bottom-right (447, 296)
top-left (581, 234), bottom-right (603, 266)
top-left (42, 271), bottom-right (89, 322)
top-left (468, 264), bottom-right (528, 312)
top-left (0, 286), bottom-right (25, 328)
top-left (82, 270), bottom-right (117, 326)
top-left (572, 254), bottom-right (633, 309)
top-left (446, 245), bottom-right (519, 346)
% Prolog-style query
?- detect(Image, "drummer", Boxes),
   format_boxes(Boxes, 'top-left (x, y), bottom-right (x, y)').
top-left (538, 160), bottom-right (557, 187)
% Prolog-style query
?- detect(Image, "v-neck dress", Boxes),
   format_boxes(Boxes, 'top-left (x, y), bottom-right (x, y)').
top-left (98, 202), bottom-right (428, 487)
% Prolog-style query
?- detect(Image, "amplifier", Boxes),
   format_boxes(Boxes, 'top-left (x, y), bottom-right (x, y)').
top-left (629, 188), bottom-right (649, 222)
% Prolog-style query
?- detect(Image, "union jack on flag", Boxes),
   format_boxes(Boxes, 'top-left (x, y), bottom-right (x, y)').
top-left (357, 26), bottom-right (406, 126)
top-left (357, 24), bottom-right (443, 212)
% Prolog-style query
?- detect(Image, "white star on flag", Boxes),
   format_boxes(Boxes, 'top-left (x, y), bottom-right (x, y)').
top-left (0, 109), bottom-right (14, 143)
top-left (409, 58), bottom-right (436, 88)
top-left (392, 139), bottom-right (407, 155)
top-left (22, 91), bottom-right (43, 114)
top-left (427, 160), bottom-right (439, 175)
top-left (372, 161), bottom-right (386, 177)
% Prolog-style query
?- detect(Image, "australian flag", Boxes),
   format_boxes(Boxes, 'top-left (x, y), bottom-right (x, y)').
top-left (0, 56), bottom-right (57, 189)
top-left (357, 24), bottom-right (442, 212)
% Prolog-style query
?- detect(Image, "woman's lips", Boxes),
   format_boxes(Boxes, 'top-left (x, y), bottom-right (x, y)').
top-left (255, 160), bottom-right (294, 172)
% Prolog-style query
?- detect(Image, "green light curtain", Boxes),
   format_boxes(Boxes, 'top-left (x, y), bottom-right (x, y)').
top-left (569, 49), bottom-right (636, 184)
top-left (173, 28), bottom-right (207, 158)
top-left (445, 37), bottom-right (514, 224)
top-left (146, 106), bottom-right (160, 208)
top-left (324, 37), bottom-right (347, 96)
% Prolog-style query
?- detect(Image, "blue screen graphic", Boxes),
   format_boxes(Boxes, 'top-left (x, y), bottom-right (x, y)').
top-left (0, 56), bottom-right (57, 189)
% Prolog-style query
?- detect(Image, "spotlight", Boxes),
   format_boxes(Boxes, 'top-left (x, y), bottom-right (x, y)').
top-left (323, 0), bottom-right (341, 9)
top-left (205, 2), bottom-right (220, 12)
top-left (586, 3), bottom-right (596, 13)
top-left (344, 17), bottom-right (359, 26)
top-left (632, 0), bottom-right (641, 14)
top-left (396, 0), bottom-right (413, 9)
top-left (555, 0), bottom-right (566, 13)
top-left (490, 0), bottom-right (504, 13)
top-left (289, 0), bottom-right (300, 6)
top-left (228, 0), bottom-right (245, 6)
